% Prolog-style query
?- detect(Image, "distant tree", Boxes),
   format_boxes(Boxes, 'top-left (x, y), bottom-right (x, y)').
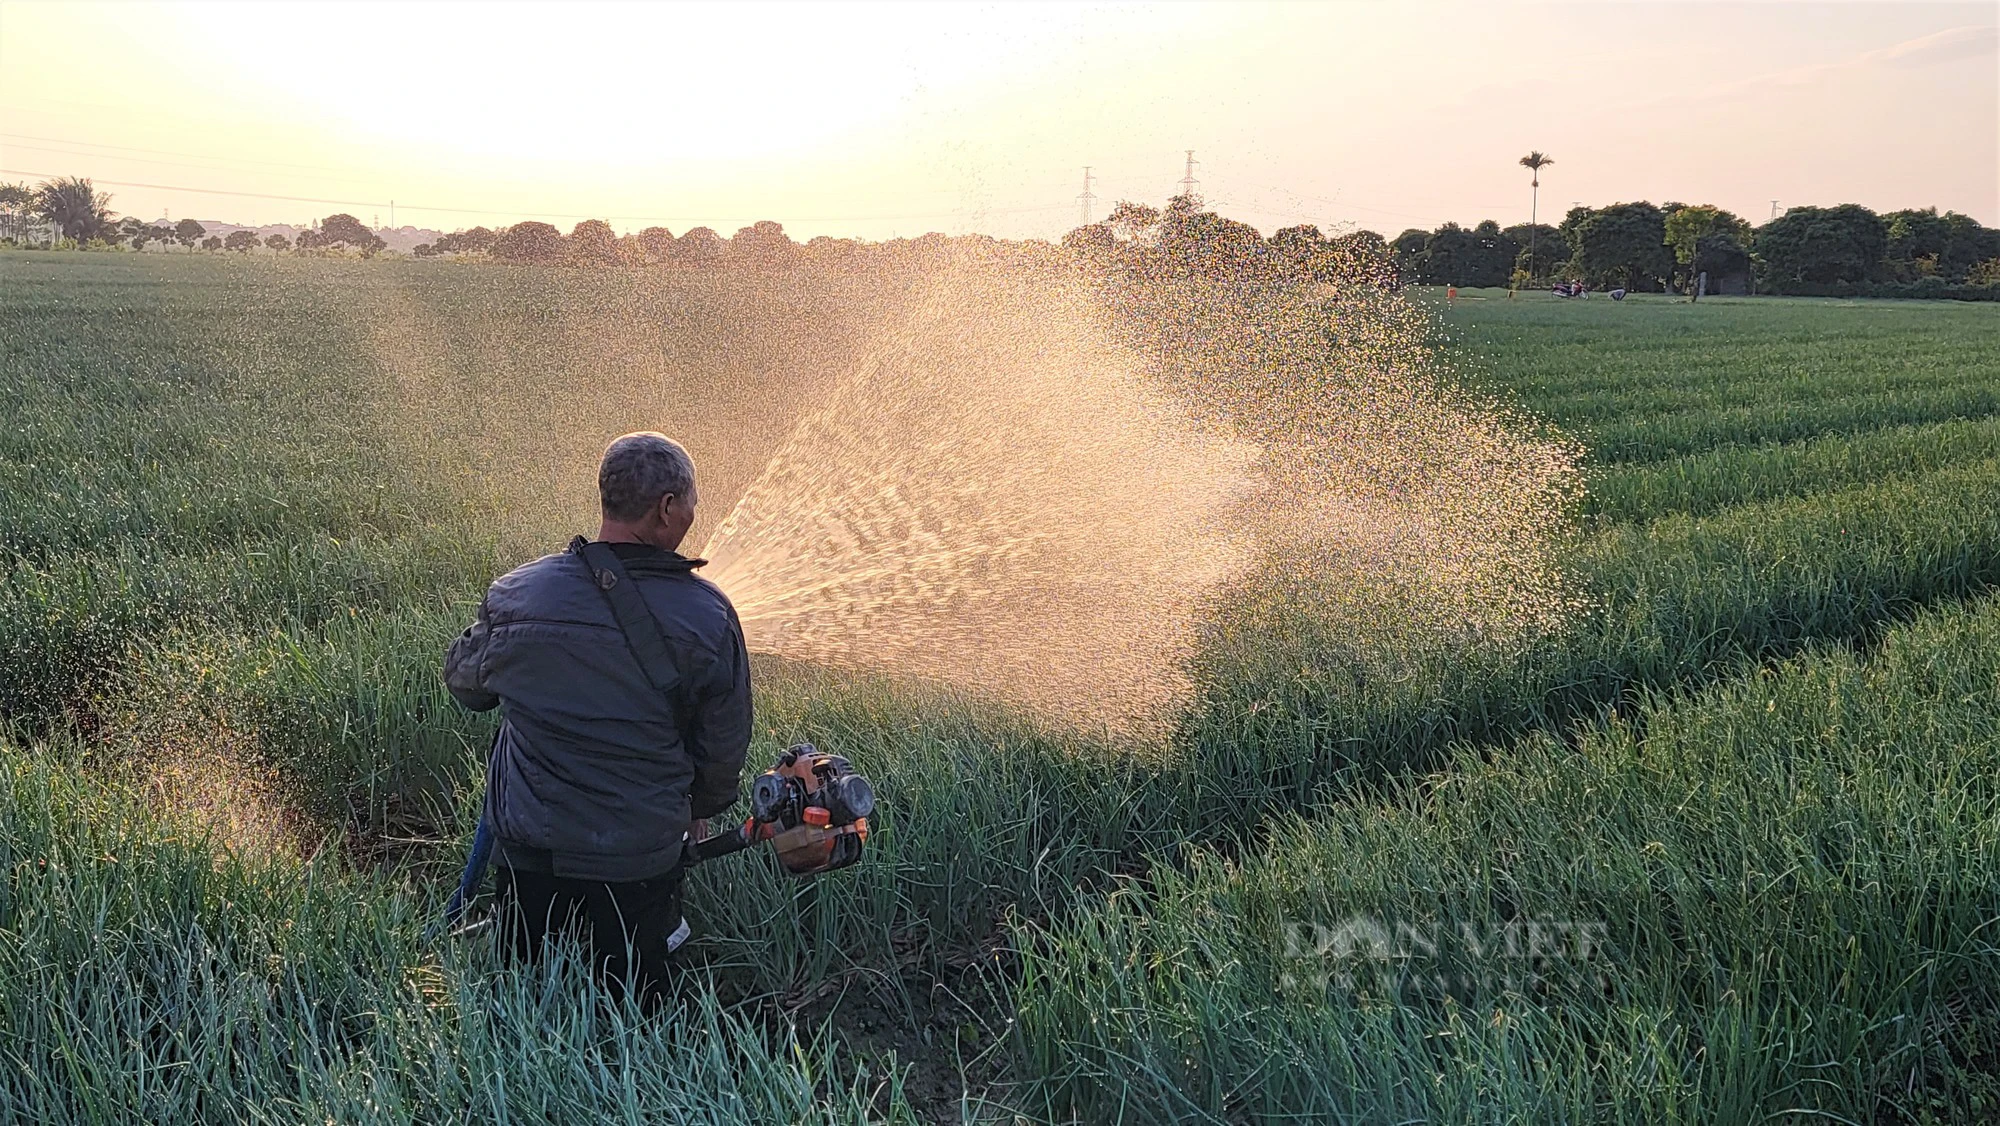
top-left (1416, 221), bottom-right (1517, 287)
top-left (803, 234), bottom-right (861, 264)
top-left (1557, 205), bottom-right (1593, 245)
top-left (1271, 222), bottom-right (1322, 244)
top-left (0, 181), bottom-right (31, 217)
top-left (1324, 229), bottom-right (1397, 287)
top-left (413, 243), bottom-right (437, 257)
top-left (114, 216), bottom-right (149, 249)
top-left (677, 226), bottom-right (726, 262)
top-left (432, 226), bottom-right (495, 255)
top-left (35, 177), bottom-right (116, 242)
top-left (1471, 219), bottom-right (1520, 285)
top-left (1696, 234), bottom-right (1754, 295)
top-left (147, 225), bottom-right (174, 248)
top-left (1106, 200), bottom-right (1161, 243)
top-left (1517, 151), bottom-right (1554, 282)
top-left (566, 219), bottom-right (620, 265)
top-left (1331, 229), bottom-right (1387, 259)
top-left (1663, 205), bottom-right (1752, 298)
top-left (1568, 202), bottom-right (1672, 291)
top-left (1416, 222), bottom-right (1466, 284)
top-left (1891, 209), bottom-right (2000, 282)
top-left (264, 233), bottom-right (291, 252)
top-left (318, 213), bottom-right (369, 244)
top-left (491, 220), bottom-right (564, 263)
top-left (1149, 193), bottom-right (1266, 279)
top-left (223, 229), bottom-right (259, 253)
top-left (174, 218), bottom-right (206, 250)
top-left (1754, 204), bottom-right (1887, 289)
top-left (1884, 208), bottom-right (1948, 280)
top-left (634, 226), bottom-right (677, 264)
top-left (1062, 222), bottom-right (1116, 254)
top-left (1504, 222), bottom-right (1567, 280)
top-left (463, 226), bottom-right (498, 253)
top-left (199, 235), bottom-right (223, 251)
top-left (730, 220), bottom-right (795, 264)
top-left (1391, 228), bottom-right (1429, 278)
top-left (306, 212), bottom-right (386, 255)
top-left (1267, 223), bottom-right (1332, 279)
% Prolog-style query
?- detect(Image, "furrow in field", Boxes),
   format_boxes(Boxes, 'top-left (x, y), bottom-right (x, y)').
top-left (1577, 384), bottom-right (2000, 464)
top-left (1199, 456), bottom-right (2000, 789)
top-left (1014, 591), bottom-right (2000, 1122)
top-left (1584, 416), bottom-right (2000, 524)
top-left (1538, 364), bottom-right (2000, 426)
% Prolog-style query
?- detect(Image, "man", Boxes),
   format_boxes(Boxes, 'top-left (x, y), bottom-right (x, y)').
top-left (444, 432), bottom-right (751, 997)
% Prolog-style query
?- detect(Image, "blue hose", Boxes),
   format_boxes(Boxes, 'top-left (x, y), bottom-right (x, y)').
top-left (440, 813), bottom-right (494, 932)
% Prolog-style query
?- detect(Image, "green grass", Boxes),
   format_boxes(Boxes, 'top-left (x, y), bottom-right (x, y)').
top-left (1017, 592), bottom-right (2000, 1122)
top-left (0, 741), bottom-right (920, 1124)
top-left (1440, 289), bottom-right (2000, 464)
top-left (1583, 416), bottom-right (2000, 525)
top-left (4, 254), bottom-right (1998, 1122)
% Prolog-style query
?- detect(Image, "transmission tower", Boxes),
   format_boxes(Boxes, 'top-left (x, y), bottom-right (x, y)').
top-left (1770, 199), bottom-right (1780, 220)
top-left (1177, 150), bottom-right (1201, 202)
top-left (1076, 166), bottom-right (1097, 227)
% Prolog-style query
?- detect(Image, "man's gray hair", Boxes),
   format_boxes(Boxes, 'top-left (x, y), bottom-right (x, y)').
top-left (599, 432), bottom-right (696, 521)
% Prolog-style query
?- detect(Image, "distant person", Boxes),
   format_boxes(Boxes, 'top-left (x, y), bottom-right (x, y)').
top-left (1609, 288), bottom-right (1628, 301)
top-left (445, 432), bottom-right (752, 1003)
top-left (1446, 285), bottom-right (1458, 304)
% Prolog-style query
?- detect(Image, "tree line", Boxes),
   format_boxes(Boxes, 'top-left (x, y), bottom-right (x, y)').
top-left (413, 217), bottom-right (802, 265)
top-left (0, 176), bottom-right (356, 254)
top-left (7, 173), bottom-right (1994, 300)
top-left (0, 177), bottom-right (1042, 267)
top-left (1388, 201), bottom-right (2000, 299)
top-left (414, 216), bottom-right (1067, 268)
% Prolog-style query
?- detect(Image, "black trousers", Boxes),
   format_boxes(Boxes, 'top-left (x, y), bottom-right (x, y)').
top-left (495, 864), bottom-right (687, 1002)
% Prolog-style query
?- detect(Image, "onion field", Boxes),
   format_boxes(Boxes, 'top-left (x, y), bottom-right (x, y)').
top-left (3, 255), bottom-right (1997, 1123)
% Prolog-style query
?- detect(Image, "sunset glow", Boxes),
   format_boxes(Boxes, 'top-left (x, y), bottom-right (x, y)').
top-left (3, 2), bottom-right (1995, 236)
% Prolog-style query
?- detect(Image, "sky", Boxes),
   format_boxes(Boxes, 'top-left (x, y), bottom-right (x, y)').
top-left (1, 1), bottom-right (1994, 240)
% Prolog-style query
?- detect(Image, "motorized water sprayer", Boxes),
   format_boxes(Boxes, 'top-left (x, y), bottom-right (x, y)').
top-left (685, 743), bottom-right (873, 873)
top-left (437, 743), bottom-right (873, 936)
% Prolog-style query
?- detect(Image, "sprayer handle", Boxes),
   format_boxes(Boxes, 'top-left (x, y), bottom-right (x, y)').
top-left (686, 820), bottom-right (757, 866)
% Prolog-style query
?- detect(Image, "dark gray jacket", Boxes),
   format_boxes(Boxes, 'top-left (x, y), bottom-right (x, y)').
top-left (445, 540), bottom-right (751, 882)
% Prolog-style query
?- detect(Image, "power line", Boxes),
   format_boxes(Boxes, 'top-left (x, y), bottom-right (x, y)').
top-left (0, 131), bottom-right (385, 177)
top-left (5, 132), bottom-right (1018, 207)
top-left (0, 168), bottom-right (395, 210)
top-left (0, 139), bottom-right (388, 188)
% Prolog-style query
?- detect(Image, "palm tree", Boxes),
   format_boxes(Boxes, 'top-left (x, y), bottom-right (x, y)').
top-left (35, 176), bottom-right (115, 243)
top-left (1518, 151), bottom-right (1554, 282)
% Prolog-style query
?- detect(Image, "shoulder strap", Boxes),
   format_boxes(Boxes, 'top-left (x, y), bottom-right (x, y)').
top-left (571, 536), bottom-right (681, 696)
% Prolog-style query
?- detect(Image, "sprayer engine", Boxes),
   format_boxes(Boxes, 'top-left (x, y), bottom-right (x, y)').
top-left (689, 744), bottom-right (874, 875)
